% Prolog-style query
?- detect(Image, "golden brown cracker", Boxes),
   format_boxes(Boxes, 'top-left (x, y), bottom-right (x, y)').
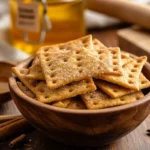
top-left (52, 97), bottom-right (86, 109)
top-left (97, 56), bottom-right (147, 90)
top-left (37, 35), bottom-right (93, 54)
top-left (95, 73), bottom-right (150, 98)
top-left (35, 78), bottom-right (96, 103)
top-left (81, 90), bottom-right (144, 109)
top-left (121, 52), bottom-right (132, 66)
top-left (12, 67), bottom-right (39, 93)
top-left (17, 81), bottom-right (36, 99)
top-left (39, 49), bottom-right (110, 89)
top-left (26, 57), bottom-right (45, 80)
top-left (92, 40), bottom-right (123, 75)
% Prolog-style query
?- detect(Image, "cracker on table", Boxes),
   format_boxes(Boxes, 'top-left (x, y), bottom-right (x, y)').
top-left (52, 97), bottom-right (86, 109)
top-left (97, 56), bottom-right (147, 90)
top-left (37, 35), bottom-right (93, 54)
top-left (81, 90), bottom-right (144, 109)
top-left (35, 78), bottom-right (96, 103)
top-left (17, 81), bottom-right (36, 99)
top-left (39, 49), bottom-right (110, 89)
top-left (95, 73), bottom-right (150, 98)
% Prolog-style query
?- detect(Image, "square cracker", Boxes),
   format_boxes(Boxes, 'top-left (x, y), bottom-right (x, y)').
top-left (17, 81), bottom-right (36, 99)
top-left (95, 73), bottom-right (150, 98)
top-left (81, 90), bottom-right (144, 109)
top-left (35, 78), bottom-right (96, 103)
top-left (37, 35), bottom-right (93, 54)
top-left (97, 56), bottom-right (147, 90)
top-left (52, 97), bottom-right (86, 109)
top-left (26, 35), bottom-right (93, 80)
top-left (39, 48), bottom-right (110, 89)
top-left (12, 66), bottom-right (96, 103)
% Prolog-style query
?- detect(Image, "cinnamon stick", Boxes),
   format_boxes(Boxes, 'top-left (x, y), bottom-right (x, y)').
top-left (9, 134), bottom-right (26, 148)
top-left (0, 118), bottom-right (33, 140)
top-left (0, 115), bottom-right (22, 123)
top-left (0, 116), bottom-right (23, 128)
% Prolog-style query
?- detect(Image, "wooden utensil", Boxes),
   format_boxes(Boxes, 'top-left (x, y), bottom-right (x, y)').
top-left (87, 0), bottom-right (150, 29)
top-left (0, 61), bottom-right (15, 102)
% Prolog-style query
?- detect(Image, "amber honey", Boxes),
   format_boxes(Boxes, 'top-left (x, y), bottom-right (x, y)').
top-left (10, 0), bottom-right (86, 55)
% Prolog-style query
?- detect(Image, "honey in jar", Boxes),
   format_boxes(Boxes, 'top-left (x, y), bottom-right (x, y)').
top-left (9, 0), bottom-right (86, 55)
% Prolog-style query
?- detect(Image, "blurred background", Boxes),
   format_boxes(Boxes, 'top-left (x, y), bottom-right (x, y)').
top-left (0, 0), bottom-right (150, 60)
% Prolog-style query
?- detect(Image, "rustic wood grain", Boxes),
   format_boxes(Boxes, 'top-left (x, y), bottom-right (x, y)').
top-left (0, 26), bottom-right (150, 149)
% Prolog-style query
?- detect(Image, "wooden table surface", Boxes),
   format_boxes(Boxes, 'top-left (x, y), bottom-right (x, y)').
top-left (0, 25), bottom-right (150, 150)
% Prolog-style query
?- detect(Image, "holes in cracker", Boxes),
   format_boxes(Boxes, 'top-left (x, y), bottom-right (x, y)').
top-left (141, 81), bottom-right (147, 84)
top-left (113, 89), bottom-right (118, 93)
top-left (120, 98), bottom-right (125, 101)
top-left (76, 50), bottom-right (81, 54)
top-left (85, 80), bottom-right (90, 84)
top-left (82, 39), bottom-right (87, 44)
top-left (113, 61), bottom-right (118, 65)
top-left (113, 67), bottom-right (118, 71)
top-left (99, 55), bottom-right (103, 60)
top-left (79, 69), bottom-right (83, 73)
top-left (77, 63), bottom-right (82, 67)
top-left (44, 48), bottom-right (49, 52)
top-left (121, 55), bottom-right (126, 59)
top-left (131, 69), bottom-right (137, 72)
top-left (50, 67), bottom-right (55, 71)
top-left (137, 59), bottom-right (142, 63)
top-left (76, 56), bottom-right (82, 61)
top-left (52, 80), bottom-right (57, 84)
top-left (90, 95), bottom-right (94, 99)
top-left (69, 89), bottom-right (73, 92)
top-left (46, 58), bottom-right (50, 61)
top-left (44, 53), bottom-right (49, 57)
top-left (48, 63), bottom-right (52, 67)
top-left (111, 50), bottom-right (117, 55)
top-left (50, 73), bottom-right (55, 78)
top-left (134, 64), bottom-right (139, 68)
top-left (59, 45), bottom-right (65, 50)
top-left (128, 80), bottom-right (134, 84)
top-left (136, 95), bottom-right (141, 100)
top-left (93, 102), bottom-right (98, 105)
top-left (128, 74), bottom-right (134, 78)
top-left (113, 56), bottom-right (117, 59)
top-left (93, 41), bottom-right (98, 45)
top-left (44, 95), bottom-right (49, 99)
top-left (63, 58), bottom-right (68, 62)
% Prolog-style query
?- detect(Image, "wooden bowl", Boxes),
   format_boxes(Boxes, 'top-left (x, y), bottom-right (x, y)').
top-left (8, 57), bottom-right (150, 147)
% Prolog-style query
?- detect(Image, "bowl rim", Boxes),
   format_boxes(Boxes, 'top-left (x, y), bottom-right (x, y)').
top-left (9, 56), bottom-right (150, 114)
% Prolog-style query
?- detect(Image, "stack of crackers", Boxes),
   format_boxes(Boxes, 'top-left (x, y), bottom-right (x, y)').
top-left (12, 35), bottom-right (150, 110)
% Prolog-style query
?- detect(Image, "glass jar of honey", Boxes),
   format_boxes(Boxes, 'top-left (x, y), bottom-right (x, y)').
top-left (9, 0), bottom-right (86, 55)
